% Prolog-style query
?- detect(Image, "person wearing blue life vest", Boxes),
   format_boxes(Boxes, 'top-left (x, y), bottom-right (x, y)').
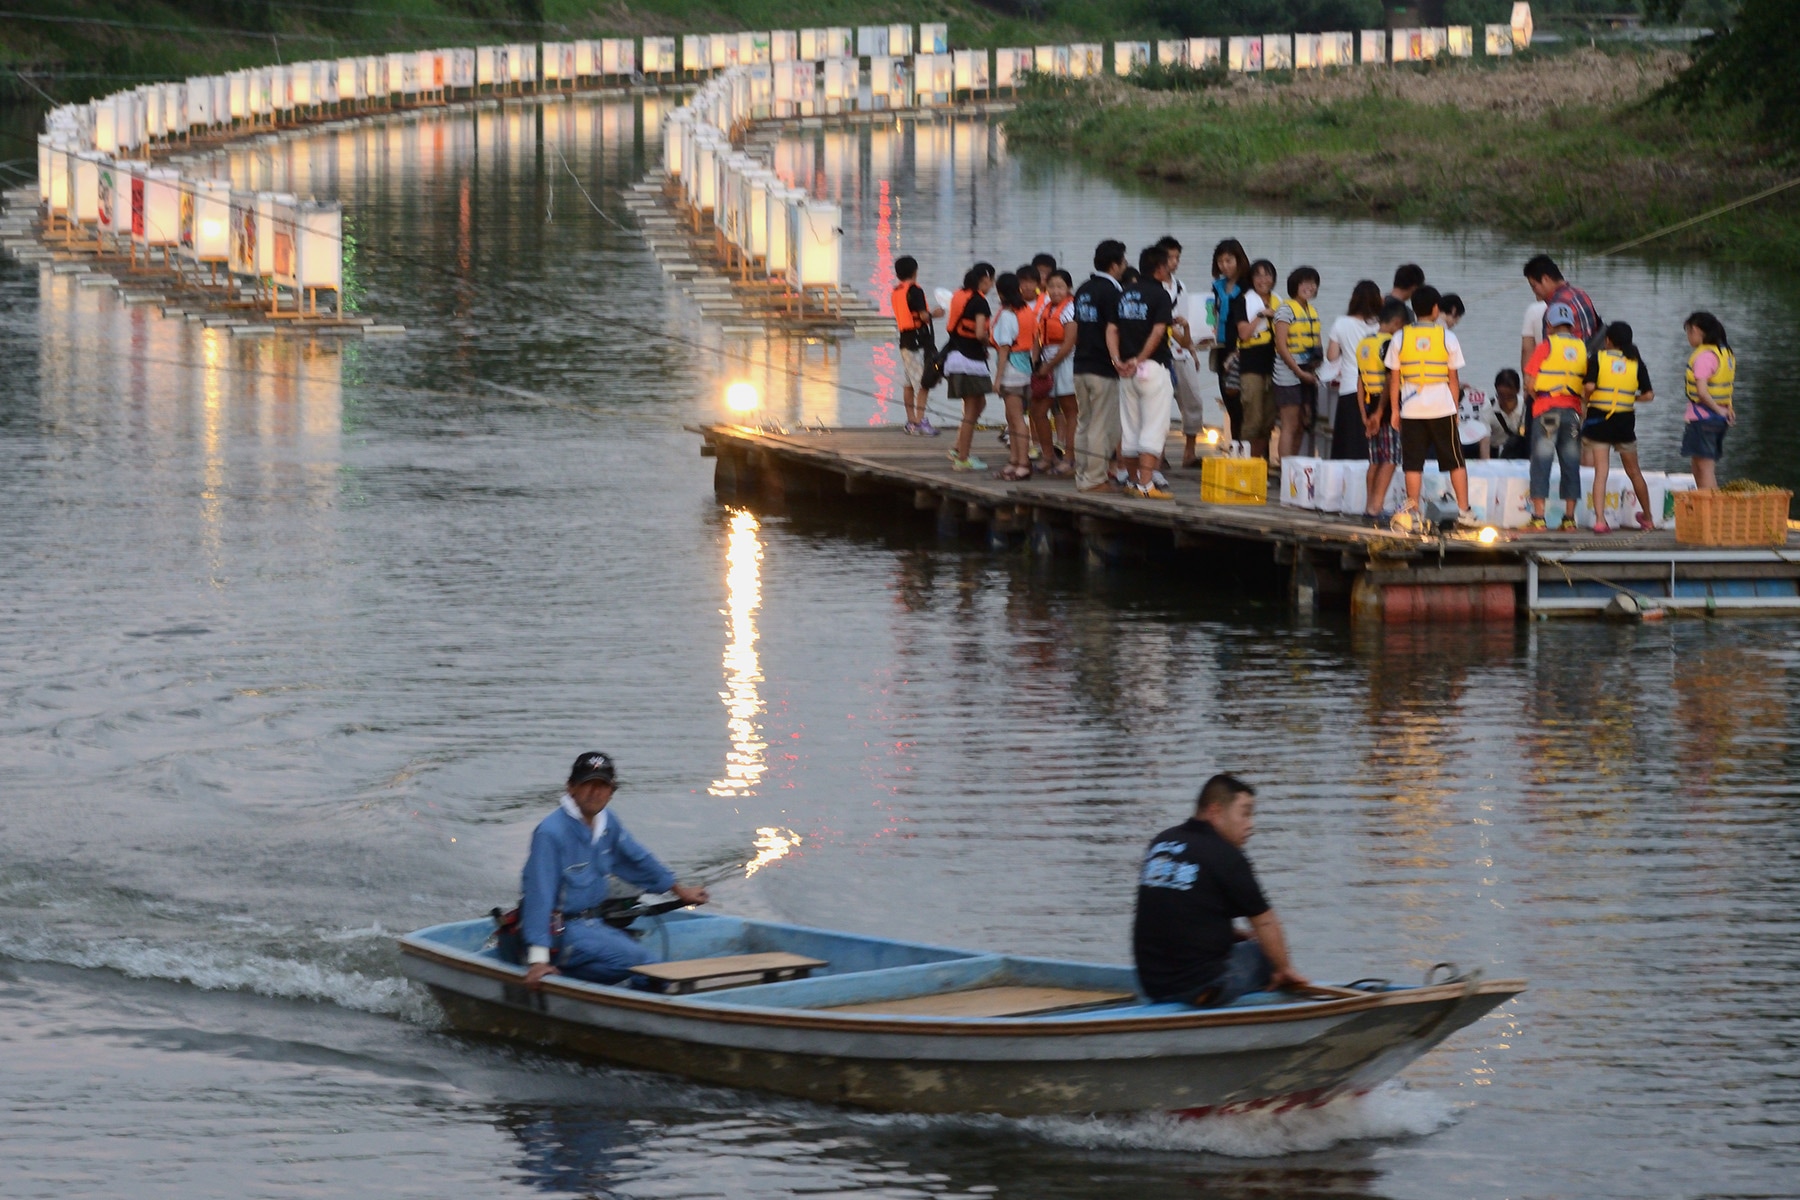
top-left (521, 751), bottom-right (710, 989)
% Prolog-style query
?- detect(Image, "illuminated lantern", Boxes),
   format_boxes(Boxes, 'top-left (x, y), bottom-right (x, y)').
top-left (295, 200), bottom-right (343, 308)
top-left (1069, 44), bottom-right (1101, 79)
top-left (770, 31), bottom-right (796, 63)
top-left (1188, 39), bottom-right (1221, 68)
top-left (228, 72), bottom-right (248, 120)
top-left (477, 46), bottom-right (496, 88)
top-left (889, 25), bottom-right (913, 56)
top-left (1265, 34), bottom-right (1293, 70)
top-left (138, 167), bottom-right (181, 249)
top-left (541, 42), bottom-right (561, 84)
top-left (72, 151), bottom-right (102, 228)
top-left (228, 190), bottom-right (259, 276)
top-left (187, 76), bottom-right (212, 127)
top-left (1511, 2), bottom-right (1534, 48)
top-left (1485, 24), bottom-right (1514, 55)
top-left (1362, 29), bottom-right (1388, 63)
top-left (823, 57), bottom-right (855, 105)
top-left (1448, 26), bottom-right (1474, 56)
top-left (1296, 34), bottom-right (1320, 69)
top-left (789, 199), bottom-right (840, 289)
top-left (799, 29), bottom-right (823, 61)
top-left (44, 138), bottom-right (70, 219)
top-left (765, 185), bottom-right (798, 279)
top-left (691, 135), bottom-right (718, 213)
top-left (1322, 32), bottom-right (1354, 66)
top-left (664, 110), bottom-right (690, 177)
top-left (856, 26), bottom-right (887, 57)
top-left (189, 178), bottom-right (231, 265)
top-left (1157, 41), bottom-right (1184, 68)
top-left (743, 169), bottom-right (773, 263)
top-left (919, 23), bottom-right (947, 54)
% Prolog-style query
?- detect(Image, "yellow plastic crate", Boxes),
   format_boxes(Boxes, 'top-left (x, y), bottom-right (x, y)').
top-left (1200, 457), bottom-right (1268, 505)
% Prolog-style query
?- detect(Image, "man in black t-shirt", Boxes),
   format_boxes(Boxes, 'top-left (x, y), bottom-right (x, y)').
top-left (1072, 239), bottom-right (1127, 492)
top-left (1132, 774), bottom-right (1309, 1006)
top-left (1107, 245), bottom-right (1178, 499)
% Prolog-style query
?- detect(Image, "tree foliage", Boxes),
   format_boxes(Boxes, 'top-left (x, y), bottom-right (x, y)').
top-left (1663, 0), bottom-right (1800, 145)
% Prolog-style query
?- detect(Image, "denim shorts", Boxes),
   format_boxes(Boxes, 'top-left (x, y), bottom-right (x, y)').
top-left (1680, 418), bottom-right (1728, 461)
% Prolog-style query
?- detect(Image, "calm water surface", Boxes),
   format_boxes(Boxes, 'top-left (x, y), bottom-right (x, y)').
top-left (3, 96), bottom-right (1798, 1199)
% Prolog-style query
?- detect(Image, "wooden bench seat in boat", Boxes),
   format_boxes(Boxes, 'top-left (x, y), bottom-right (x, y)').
top-left (631, 952), bottom-right (827, 995)
top-left (820, 985), bottom-right (1136, 1018)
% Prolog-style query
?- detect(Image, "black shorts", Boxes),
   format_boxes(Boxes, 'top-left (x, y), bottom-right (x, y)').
top-left (1581, 410), bottom-right (1637, 447)
top-left (1401, 415), bottom-right (1463, 473)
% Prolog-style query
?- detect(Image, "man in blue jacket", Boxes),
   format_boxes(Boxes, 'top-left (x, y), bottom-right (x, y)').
top-left (521, 751), bottom-right (710, 988)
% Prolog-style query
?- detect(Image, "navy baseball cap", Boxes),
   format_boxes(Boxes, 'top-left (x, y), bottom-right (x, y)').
top-left (568, 751), bottom-right (618, 786)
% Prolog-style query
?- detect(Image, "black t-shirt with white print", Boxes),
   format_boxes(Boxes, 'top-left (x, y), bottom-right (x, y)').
top-left (1132, 818), bottom-right (1269, 1001)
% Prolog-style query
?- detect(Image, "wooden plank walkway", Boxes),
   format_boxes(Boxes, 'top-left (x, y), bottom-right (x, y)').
top-left (694, 423), bottom-right (1800, 619)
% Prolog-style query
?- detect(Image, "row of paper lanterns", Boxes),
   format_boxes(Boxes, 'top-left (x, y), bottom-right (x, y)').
top-left (36, 141), bottom-right (343, 296)
top-left (665, 69), bottom-right (841, 291)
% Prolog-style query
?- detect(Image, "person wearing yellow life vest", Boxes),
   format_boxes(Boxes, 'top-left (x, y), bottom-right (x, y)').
top-left (1231, 259), bottom-right (1280, 461)
top-left (1356, 298), bottom-right (1410, 526)
top-left (891, 255), bottom-right (946, 437)
top-left (1273, 266), bottom-right (1324, 461)
top-left (1383, 285), bottom-right (1480, 531)
top-left (1679, 310), bottom-right (1736, 489)
top-left (1580, 321), bottom-right (1657, 533)
top-left (1523, 301), bottom-right (1589, 530)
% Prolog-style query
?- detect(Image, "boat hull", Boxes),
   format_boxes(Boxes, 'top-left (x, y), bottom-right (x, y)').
top-left (418, 974), bottom-right (1509, 1116)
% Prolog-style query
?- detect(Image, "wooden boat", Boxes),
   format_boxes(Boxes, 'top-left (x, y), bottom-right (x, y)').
top-left (398, 909), bottom-right (1523, 1116)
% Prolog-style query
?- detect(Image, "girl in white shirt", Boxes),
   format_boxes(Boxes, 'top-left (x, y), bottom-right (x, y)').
top-left (1325, 280), bottom-right (1383, 459)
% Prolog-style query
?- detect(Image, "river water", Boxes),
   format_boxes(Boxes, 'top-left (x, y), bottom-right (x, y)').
top-left (3, 94), bottom-right (1798, 1199)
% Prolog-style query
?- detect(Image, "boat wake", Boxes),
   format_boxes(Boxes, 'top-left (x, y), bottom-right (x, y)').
top-left (0, 932), bottom-right (434, 1021)
top-left (858, 1082), bottom-right (1456, 1158)
top-left (1021, 1084), bottom-right (1459, 1156)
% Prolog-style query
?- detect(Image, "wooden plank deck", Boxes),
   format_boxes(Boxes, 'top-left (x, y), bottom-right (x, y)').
top-left (694, 423), bottom-right (1800, 618)
top-left (821, 985), bottom-right (1137, 1019)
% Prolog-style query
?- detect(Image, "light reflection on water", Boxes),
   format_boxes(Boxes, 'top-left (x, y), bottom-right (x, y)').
top-left (0, 93), bottom-right (1797, 1200)
top-left (711, 508), bottom-right (768, 799)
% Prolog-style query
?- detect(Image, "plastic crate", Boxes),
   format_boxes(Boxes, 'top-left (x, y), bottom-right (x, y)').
top-left (1201, 456), bottom-right (1268, 505)
top-left (1673, 488), bottom-right (1793, 546)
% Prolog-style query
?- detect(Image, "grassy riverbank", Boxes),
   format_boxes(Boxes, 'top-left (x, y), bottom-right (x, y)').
top-left (1005, 49), bottom-right (1800, 268)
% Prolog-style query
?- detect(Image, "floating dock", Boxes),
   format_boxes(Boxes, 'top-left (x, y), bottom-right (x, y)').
top-left (695, 423), bottom-right (1800, 621)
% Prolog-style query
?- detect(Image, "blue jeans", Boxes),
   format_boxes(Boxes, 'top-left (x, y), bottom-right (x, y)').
top-left (556, 918), bottom-right (656, 984)
top-left (1168, 940), bottom-right (1274, 1008)
top-left (1530, 408), bottom-right (1583, 501)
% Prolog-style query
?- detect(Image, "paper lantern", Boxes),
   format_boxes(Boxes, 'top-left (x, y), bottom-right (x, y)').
top-left (72, 151), bottom-right (102, 225)
top-left (743, 170), bottom-right (773, 259)
top-left (296, 201), bottom-right (342, 294)
top-left (96, 160), bottom-right (125, 235)
top-left (955, 49), bottom-right (990, 91)
top-left (44, 139), bottom-right (70, 216)
top-left (920, 23), bottom-right (947, 54)
top-left (1448, 26), bottom-right (1474, 56)
top-left (34, 134), bottom-right (49, 200)
top-left (1511, 2), bottom-right (1534, 48)
top-left (869, 56), bottom-right (899, 105)
top-left (664, 112), bottom-right (689, 176)
top-left (1157, 41), bottom-right (1184, 67)
top-left (1361, 30), bottom-right (1387, 63)
top-left (749, 63), bottom-right (773, 113)
top-left (856, 26), bottom-right (885, 57)
top-left (188, 178), bottom-right (231, 263)
top-left (692, 137), bottom-right (718, 211)
top-left (137, 168), bottom-right (180, 247)
top-left (708, 35), bottom-right (729, 70)
top-left (291, 64), bottom-right (313, 107)
top-left (1322, 32), bottom-right (1354, 66)
top-left (228, 190), bottom-right (256, 274)
top-left (823, 57), bottom-right (855, 102)
top-left (682, 35), bottom-right (700, 72)
top-left (738, 32), bottom-right (764, 64)
top-left (1295, 34), bottom-right (1320, 69)
top-left (1264, 34), bottom-right (1293, 70)
top-left (1114, 42), bottom-right (1147, 76)
top-left (790, 200), bottom-right (840, 288)
top-left (1070, 44), bottom-right (1102, 78)
top-left (541, 42), bottom-right (561, 82)
top-left (1485, 24), bottom-right (1514, 55)
top-left (262, 193), bottom-right (300, 288)
top-left (477, 46), bottom-right (496, 86)
top-left (824, 28), bottom-right (851, 59)
top-left (1187, 38), bottom-right (1220, 68)
top-left (889, 25), bottom-right (913, 56)
top-left (769, 32), bottom-right (796, 63)
top-left (765, 186), bottom-right (799, 278)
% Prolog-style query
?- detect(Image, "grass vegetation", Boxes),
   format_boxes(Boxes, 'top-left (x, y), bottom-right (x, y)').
top-left (1005, 48), bottom-right (1800, 267)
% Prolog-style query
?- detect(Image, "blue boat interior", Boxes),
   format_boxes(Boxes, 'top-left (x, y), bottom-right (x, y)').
top-left (408, 912), bottom-right (1391, 1018)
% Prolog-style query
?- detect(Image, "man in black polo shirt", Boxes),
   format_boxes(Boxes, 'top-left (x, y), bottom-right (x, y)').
top-left (1132, 774), bottom-right (1308, 1006)
top-left (1072, 239), bottom-right (1127, 493)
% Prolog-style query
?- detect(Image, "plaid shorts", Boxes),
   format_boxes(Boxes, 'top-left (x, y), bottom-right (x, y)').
top-left (1368, 424), bottom-right (1402, 466)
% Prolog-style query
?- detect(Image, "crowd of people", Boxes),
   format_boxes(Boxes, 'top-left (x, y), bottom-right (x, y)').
top-left (891, 243), bottom-right (1739, 532)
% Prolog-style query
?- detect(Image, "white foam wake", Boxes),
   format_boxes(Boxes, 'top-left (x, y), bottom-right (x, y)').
top-left (0, 933), bottom-right (436, 1022)
top-left (856, 1083), bottom-right (1456, 1158)
top-left (1021, 1084), bottom-right (1458, 1157)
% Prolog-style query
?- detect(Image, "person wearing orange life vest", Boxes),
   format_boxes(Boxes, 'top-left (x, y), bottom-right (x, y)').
top-left (945, 261), bottom-right (996, 472)
top-left (1384, 285), bottom-right (1480, 530)
top-left (1581, 321), bottom-right (1657, 533)
top-left (891, 255), bottom-right (945, 437)
top-left (1031, 269), bottom-right (1079, 477)
top-left (1524, 301), bottom-right (1589, 530)
top-left (1679, 310), bottom-right (1736, 489)
top-left (990, 271), bottom-right (1038, 481)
